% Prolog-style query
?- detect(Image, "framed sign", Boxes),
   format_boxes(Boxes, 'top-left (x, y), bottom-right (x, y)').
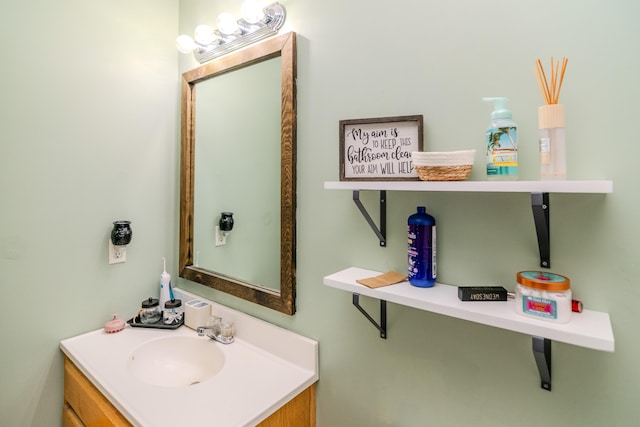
top-left (339, 115), bottom-right (423, 181)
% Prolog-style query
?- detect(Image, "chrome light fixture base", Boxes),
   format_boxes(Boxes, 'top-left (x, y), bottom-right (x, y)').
top-left (194, 3), bottom-right (286, 64)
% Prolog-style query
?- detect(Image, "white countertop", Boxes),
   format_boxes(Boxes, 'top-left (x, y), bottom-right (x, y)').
top-left (60, 289), bottom-right (318, 427)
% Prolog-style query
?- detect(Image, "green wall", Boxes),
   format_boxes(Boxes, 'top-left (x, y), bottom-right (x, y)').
top-left (2, 0), bottom-right (639, 426)
top-left (180, 1), bottom-right (640, 426)
top-left (0, 1), bottom-right (179, 426)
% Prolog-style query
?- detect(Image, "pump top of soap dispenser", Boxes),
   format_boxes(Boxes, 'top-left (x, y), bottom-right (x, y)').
top-left (482, 97), bottom-right (512, 120)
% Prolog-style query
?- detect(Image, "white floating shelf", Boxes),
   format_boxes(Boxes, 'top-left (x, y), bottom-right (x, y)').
top-left (324, 267), bottom-right (614, 352)
top-left (324, 180), bottom-right (613, 194)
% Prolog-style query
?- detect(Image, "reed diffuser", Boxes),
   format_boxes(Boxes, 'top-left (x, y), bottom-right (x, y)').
top-left (535, 57), bottom-right (568, 180)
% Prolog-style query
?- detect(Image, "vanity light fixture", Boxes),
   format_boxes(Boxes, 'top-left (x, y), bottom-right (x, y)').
top-left (176, 1), bottom-right (286, 64)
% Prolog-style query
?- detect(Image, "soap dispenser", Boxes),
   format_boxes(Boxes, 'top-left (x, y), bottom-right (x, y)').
top-left (483, 97), bottom-right (518, 180)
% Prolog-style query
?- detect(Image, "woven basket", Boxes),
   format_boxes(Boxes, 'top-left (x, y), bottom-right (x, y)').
top-left (416, 164), bottom-right (473, 181)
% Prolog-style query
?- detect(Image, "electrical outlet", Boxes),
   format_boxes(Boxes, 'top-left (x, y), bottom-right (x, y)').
top-left (109, 240), bottom-right (127, 264)
top-left (215, 226), bottom-right (227, 246)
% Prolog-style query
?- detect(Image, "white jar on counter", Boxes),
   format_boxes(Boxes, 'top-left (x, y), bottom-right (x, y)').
top-left (515, 271), bottom-right (571, 323)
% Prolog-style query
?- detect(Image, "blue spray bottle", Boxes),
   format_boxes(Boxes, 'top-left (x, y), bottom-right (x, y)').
top-left (408, 206), bottom-right (436, 288)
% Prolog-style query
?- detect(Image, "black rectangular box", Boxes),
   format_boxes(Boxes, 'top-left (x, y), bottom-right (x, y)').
top-left (457, 286), bottom-right (508, 301)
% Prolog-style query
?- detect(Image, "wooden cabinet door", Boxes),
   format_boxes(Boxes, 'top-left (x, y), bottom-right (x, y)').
top-left (63, 357), bottom-right (132, 427)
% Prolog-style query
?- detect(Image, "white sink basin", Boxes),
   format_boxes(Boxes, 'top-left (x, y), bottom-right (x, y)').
top-left (61, 289), bottom-right (318, 426)
top-left (128, 335), bottom-right (225, 387)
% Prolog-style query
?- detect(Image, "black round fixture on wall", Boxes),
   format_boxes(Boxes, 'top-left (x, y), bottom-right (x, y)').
top-left (219, 212), bottom-right (234, 232)
top-left (111, 221), bottom-right (132, 246)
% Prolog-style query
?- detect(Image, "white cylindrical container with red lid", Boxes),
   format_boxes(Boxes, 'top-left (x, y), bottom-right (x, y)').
top-left (515, 271), bottom-right (571, 323)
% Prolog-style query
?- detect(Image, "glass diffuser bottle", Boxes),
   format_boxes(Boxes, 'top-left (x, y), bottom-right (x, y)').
top-left (539, 103), bottom-right (566, 180)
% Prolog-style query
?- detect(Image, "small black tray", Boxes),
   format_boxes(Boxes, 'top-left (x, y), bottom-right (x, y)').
top-left (127, 314), bottom-right (184, 330)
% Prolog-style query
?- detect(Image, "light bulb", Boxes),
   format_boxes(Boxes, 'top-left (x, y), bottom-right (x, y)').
top-left (176, 35), bottom-right (196, 54)
top-left (194, 24), bottom-right (216, 45)
top-left (241, 0), bottom-right (265, 24)
top-left (217, 13), bottom-right (239, 35)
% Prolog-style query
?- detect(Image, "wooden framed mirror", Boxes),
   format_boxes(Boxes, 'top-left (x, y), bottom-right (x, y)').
top-left (179, 32), bottom-right (296, 315)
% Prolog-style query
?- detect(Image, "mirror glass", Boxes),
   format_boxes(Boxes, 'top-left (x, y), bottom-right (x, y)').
top-left (180, 32), bottom-right (296, 314)
top-left (194, 57), bottom-right (281, 291)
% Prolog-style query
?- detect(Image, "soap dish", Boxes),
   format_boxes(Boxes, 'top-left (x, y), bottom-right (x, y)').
top-left (104, 314), bottom-right (126, 334)
top-left (127, 313), bottom-right (184, 330)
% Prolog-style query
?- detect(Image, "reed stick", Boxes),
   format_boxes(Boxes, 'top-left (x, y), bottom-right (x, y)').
top-left (534, 65), bottom-right (550, 104)
top-left (554, 57), bottom-right (568, 103)
top-left (535, 56), bottom-right (568, 105)
top-left (536, 59), bottom-right (552, 104)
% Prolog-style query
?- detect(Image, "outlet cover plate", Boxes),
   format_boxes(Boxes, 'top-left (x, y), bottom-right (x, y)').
top-left (215, 226), bottom-right (227, 246)
top-left (109, 240), bottom-right (127, 264)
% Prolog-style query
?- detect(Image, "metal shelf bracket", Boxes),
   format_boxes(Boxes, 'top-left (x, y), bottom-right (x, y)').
top-left (531, 192), bottom-right (550, 268)
top-left (532, 336), bottom-right (552, 391)
top-left (352, 293), bottom-right (387, 339)
top-left (333, 187), bottom-right (589, 391)
top-left (352, 292), bottom-right (554, 388)
top-left (352, 190), bottom-right (386, 247)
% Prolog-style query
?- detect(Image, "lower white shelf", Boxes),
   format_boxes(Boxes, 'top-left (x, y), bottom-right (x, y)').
top-left (324, 267), bottom-right (614, 352)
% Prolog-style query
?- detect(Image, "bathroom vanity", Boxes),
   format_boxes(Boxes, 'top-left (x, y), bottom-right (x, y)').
top-left (63, 358), bottom-right (315, 426)
top-left (60, 289), bottom-right (318, 427)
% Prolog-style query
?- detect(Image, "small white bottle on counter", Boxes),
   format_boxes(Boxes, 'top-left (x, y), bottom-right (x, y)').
top-left (514, 271), bottom-right (571, 323)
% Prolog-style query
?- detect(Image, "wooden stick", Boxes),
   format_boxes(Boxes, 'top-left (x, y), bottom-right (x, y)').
top-left (550, 57), bottom-right (556, 104)
top-left (555, 57), bottom-right (568, 104)
top-left (536, 59), bottom-right (552, 104)
top-left (535, 56), bottom-right (568, 105)
top-left (535, 65), bottom-right (550, 104)
top-left (541, 59), bottom-right (552, 104)
top-left (552, 61), bottom-right (560, 104)
top-left (536, 60), bottom-right (545, 103)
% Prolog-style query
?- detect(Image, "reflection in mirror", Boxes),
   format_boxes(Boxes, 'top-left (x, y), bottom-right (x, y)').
top-left (194, 57), bottom-right (281, 291)
top-left (180, 32), bottom-right (296, 315)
